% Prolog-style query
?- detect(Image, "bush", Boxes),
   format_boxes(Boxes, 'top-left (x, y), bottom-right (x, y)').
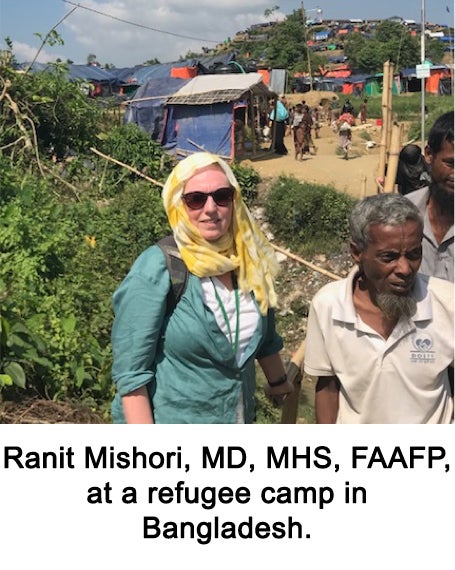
top-left (95, 123), bottom-right (175, 198)
top-left (265, 175), bottom-right (356, 255)
top-left (231, 162), bottom-right (260, 205)
top-left (0, 156), bottom-right (171, 406)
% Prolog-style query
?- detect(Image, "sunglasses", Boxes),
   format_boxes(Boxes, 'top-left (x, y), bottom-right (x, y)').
top-left (181, 187), bottom-right (235, 210)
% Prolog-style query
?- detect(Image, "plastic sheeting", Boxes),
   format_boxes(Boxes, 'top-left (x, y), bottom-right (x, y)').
top-left (162, 102), bottom-right (234, 158)
top-left (123, 77), bottom-right (190, 140)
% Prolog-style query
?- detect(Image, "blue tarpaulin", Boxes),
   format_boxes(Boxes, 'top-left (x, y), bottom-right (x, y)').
top-left (123, 77), bottom-right (190, 140)
top-left (163, 102), bottom-right (234, 157)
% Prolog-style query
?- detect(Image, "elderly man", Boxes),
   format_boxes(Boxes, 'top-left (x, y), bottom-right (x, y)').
top-left (406, 111), bottom-right (454, 281)
top-left (304, 193), bottom-right (453, 424)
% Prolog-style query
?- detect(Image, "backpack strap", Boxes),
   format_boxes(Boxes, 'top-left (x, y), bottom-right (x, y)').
top-left (157, 235), bottom-right (189, 316)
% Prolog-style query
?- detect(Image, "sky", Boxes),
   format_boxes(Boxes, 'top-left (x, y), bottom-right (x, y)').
top-left (0, 0), bottom-right (453, 68)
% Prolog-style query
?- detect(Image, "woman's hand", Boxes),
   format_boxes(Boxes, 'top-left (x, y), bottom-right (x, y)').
top-left (265, 378), bottom-right (294, 406)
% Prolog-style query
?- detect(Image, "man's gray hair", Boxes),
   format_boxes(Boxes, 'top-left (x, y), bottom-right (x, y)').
top-left (349, 194), bottom-right (423, 252)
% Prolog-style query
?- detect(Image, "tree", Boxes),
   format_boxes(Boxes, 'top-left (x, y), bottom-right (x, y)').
top-left (343, 33), bottom-right (367, 68)
top-left (87, 53), bottom-right (98, 65)
top-left (264, 11), bottom-right (307, 70)
top-left (1, 63), bottom-right (101, 159)
top-left (344, 21), bottom-right (421, 72)
top-left (426, 38), bottom-right (445, 64)
top-left (264, 5), bottom-right (280, 20)
top-left (143, 57), bottom-right (161, 65)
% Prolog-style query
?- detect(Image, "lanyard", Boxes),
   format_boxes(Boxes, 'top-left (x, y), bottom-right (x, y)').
top-left (210, 276), bottom-right (240, 357)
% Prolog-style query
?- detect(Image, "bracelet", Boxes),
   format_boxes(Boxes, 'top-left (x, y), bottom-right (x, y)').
top-left (268, 374), bottom-right (287, 387)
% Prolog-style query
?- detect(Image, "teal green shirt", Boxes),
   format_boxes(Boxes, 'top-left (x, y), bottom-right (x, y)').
top-left (111, 245), bottom-right (283, 423)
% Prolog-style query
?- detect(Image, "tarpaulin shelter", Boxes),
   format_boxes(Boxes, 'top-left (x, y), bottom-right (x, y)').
top-left (17, 62), bottom-right (117, 96)
top-left (341, 74), bottom-right (368, 95)
top-left (123, 77), bottom-right (190, 140)
top-left (314, 30), bottom-right (331, 41)
top-left (161, 73), bottom-right (276, 161)
top-left (401, 65), bottom-right (452, 94)
top-left (364, 73), bottom-right (402, 96)
top-left (67, 64), bottom-right (117, 96)
top-left (112, 54), bottom-right (236, 94)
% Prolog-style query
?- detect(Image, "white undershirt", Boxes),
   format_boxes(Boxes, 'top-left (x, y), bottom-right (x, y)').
top-left (201, 277), bottom-right (260, 364)
top-left (201, 277), bottom-right (260, 423)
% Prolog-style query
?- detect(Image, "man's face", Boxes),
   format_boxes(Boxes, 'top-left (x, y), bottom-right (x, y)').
top-left (351, 221), bottom-right (423, 298)
top-left (425, 139), bottom-right (454, 196)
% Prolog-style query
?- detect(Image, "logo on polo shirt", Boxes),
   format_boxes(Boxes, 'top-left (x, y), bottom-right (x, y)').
top-left (410, 333), bottom-right (435, 364)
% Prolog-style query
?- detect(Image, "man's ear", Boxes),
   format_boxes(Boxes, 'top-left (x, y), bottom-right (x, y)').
top-left (424, 144), bottom-right (432, 167)
top-left (350, 241), bottom-right (362, 264)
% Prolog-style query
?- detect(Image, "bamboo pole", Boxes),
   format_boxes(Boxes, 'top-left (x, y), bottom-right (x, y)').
top-left (123, 94), bottom-right (174, 104)
top-left (383, 122), bottom-right (402, 192)
top-left (271, 243), bottom-right (342, 281)
top-left (249, 95), bottom-right (257, 156)
top-left (377, 61), bottom-right (391, 189)
top-left (90, 147), bottom-right (165, 188)
top-left (41, 164), bottom-right (81, 201)
top-left (385, 62), bottom-right (395, 153)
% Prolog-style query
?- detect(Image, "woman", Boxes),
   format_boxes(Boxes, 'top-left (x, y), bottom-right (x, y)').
top-left (301, 105), bottom-right (317, 155)
top-left (269, 98), bottom-right (289, 155)
top-left (291, 103), bottom-right (305, 160)
top-left (359, 98), bottom-right (368, 124)
top-left (111, 152), bottom-right (292, 423)
top-left (338, 121), bottom-right (352, 160)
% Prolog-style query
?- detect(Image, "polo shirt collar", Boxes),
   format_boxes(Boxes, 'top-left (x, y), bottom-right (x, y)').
top-left (332, 266), bottom-right (359, 324)
top-left (331, 267), bottom-right (433, 325)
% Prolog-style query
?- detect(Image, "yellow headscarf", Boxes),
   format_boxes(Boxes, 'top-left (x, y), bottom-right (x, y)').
top-left (162, 152), bottom-right (278, 315)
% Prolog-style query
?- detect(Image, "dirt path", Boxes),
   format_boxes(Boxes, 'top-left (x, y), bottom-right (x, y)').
top-left (246, 122), bottom-right (384, 199)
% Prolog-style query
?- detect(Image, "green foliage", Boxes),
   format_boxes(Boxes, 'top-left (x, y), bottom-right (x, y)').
top-left (0, 151), bottom-right (171, 404)
top-left (230, 10), bottom-right (320, 73)
top-left (344, 21), bottom-right (421, 73)
top-left (265, 176), bottom-right (356, 255)
top-left (1, 65), bottom-right (101, 159)
top-left (425, 38), bottom-right (445, 65)
top-left (0, 283), bottom-right (52, 393)
top-left (265, 13), bottom-right (307, 69)
top-left (231, 162), bottom-right (260, 205)
top-left (343, 33), bottom-right (367, 64)
top-left (337, 93), bottom-right (453, 127)
top-left (93, 123), bottom-right (175, 198)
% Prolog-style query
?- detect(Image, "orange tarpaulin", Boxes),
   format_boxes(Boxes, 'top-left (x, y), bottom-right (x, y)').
top-left (325, 70), bottom-right (351, 78)
top-left (171, 66), bottom-right (198, 79)
top-left (426, 69), bottom-right (450, 94)
top-left (257, 68), bottom-right (270, 85)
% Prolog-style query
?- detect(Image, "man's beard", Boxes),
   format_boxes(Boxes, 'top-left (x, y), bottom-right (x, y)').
top-left (431, 182), bottom-right (454, 212)
top-left (376, 293), bottom-right (417, 320)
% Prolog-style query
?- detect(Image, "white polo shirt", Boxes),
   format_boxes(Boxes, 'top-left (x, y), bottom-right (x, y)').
top-left (304, 268), bottom-right (454, 424)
